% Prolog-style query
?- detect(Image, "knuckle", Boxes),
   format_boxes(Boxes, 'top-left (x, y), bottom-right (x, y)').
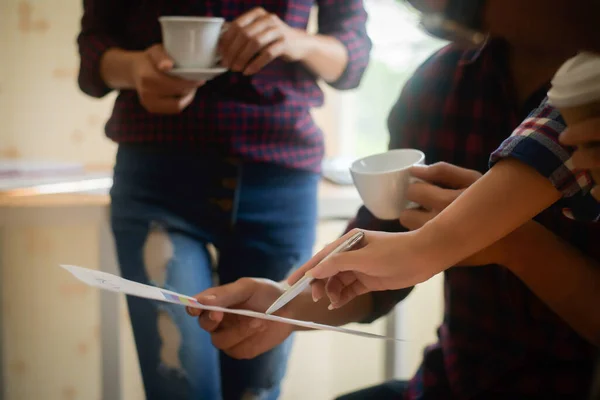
top-left (266, 46), bottom-right (280, 58)
top-left (238, 277), bottom-right (252, 286)
top-left (434, 161), bottom-right (450, 172)
top-left (427, 162), bottom-right (443, 176)
top-left (241, 29), bottom-right (253, 40)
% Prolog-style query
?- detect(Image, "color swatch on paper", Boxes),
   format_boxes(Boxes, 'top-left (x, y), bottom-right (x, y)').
top-left (162, 292), bottom-right (198, 306)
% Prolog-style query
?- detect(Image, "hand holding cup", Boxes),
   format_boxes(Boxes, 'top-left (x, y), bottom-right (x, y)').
top-left (130, 44), bottom-right (204, 114)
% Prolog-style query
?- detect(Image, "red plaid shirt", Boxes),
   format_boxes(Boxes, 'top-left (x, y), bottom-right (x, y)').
top-left (355, 40), bottom-right (599, 399)
top-left (77, 0), bottom-right (370, 172)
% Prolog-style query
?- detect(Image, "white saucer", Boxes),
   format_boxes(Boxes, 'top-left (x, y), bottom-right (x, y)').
top-left (168, 67), bottom-right (228, 81)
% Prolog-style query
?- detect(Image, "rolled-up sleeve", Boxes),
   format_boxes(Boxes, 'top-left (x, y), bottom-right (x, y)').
top-left (77, 0), bottom-right (126, 98)
top-left (316, 0), bottom-right (372, 90)
top-left (490, 97), bottom-right (600, 221)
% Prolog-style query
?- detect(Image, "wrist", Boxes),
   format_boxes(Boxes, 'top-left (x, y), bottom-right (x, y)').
top-left (100, 48), bottom-right (143, 90)
top-left (292, 28), bottom-right (314, 62)
top-left (121, 50), bottom-right (144, 88)
top-left (413, 222), bottom-right (452, 271)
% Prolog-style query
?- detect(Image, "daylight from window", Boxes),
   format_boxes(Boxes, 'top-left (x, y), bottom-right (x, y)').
top-left (349, 0), bottom-right (447, 157)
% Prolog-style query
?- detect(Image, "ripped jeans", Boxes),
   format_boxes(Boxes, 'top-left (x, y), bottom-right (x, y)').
top-left (110, 145), bottom-right (318, 400)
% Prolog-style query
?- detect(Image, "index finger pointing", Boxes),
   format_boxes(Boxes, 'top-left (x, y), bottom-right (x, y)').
top-left (287, 229), bottom-right (364, 285)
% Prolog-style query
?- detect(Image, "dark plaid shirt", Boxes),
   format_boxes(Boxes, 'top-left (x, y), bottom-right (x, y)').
top-left (355, 40), bottom-right (599, 399)
top-left (77, 0), bottom-right (371, 172)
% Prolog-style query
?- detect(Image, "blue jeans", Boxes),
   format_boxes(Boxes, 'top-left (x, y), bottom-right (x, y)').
top-left (110, 145), bottom-right (319, 400)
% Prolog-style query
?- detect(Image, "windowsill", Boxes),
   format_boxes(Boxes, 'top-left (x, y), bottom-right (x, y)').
top-left (318, 181), bottom-right (362, 220)
top-left (0, 174), bottom-right (363, 220)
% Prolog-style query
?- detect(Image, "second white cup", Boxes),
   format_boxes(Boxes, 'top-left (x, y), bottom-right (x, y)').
top-left (159, 16), bottom-right (225, 69)
top-left (350, 149), bottom-right (425, 220)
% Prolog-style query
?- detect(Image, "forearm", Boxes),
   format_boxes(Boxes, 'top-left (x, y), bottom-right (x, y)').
top-left (77, 0), bottom-right (127, 97)
top-left (289, 288), bottom-right (373, 330)
top-left (99, 48), bottom-right (141, 90)
top-left (416, 158), bottom-right (561, 270)
top-left (500, 220), bottom-right (600, 346)
top-left (298, 32), bottom-right (348, 83)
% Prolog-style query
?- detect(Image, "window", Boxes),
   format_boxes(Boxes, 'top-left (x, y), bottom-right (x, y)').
top-left (314, 0), bottom-right (447, 160)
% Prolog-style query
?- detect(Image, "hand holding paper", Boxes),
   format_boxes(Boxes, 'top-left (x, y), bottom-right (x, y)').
top-left (187, 278), bottom-right (298, 359)
top-left (61, 265), bottom-right (401, 341)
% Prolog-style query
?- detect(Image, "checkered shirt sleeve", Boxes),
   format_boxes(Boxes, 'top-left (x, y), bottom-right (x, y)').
top-left (490, 97), bottom-right (600, 221)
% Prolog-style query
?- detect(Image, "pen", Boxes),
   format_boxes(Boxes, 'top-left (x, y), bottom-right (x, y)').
top-left (265, 230), bottom-right (365, 315)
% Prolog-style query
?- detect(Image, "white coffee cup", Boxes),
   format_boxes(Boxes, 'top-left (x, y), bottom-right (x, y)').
top-left (350, 149), bottom-right (426, 220)
top-left (159, 16), bottom-right (225, 69)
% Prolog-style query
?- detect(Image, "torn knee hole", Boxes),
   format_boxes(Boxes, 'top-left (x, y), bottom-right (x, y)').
top-left (157, 310), bottom-right (183, 371)
top-left (143, 222), bottom-right (174, 286)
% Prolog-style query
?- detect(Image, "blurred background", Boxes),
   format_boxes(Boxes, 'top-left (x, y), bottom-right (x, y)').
top-left (0, 0), bottom-right (447, 398)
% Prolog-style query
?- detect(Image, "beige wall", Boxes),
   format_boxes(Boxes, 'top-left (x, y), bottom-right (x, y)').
top-left (0, 0), bottom-right (117, 165)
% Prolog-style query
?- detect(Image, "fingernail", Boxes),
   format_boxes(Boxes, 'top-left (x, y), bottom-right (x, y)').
top-left (328, 304), bottom-right (335, 311)
top-left (305, 272), bottom-right (313, 278)
top-left (312, 294), bottom-right (319, 302)
top-left (209, 311), bottom-right (217, 321)
top-left (203, 295), bottom-right (216, 301)
top-left (249, 319), bottom-right (262, 329)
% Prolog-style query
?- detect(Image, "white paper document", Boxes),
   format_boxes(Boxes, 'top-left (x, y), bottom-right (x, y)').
top-left (61, 265), bottom-right (402, 341)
